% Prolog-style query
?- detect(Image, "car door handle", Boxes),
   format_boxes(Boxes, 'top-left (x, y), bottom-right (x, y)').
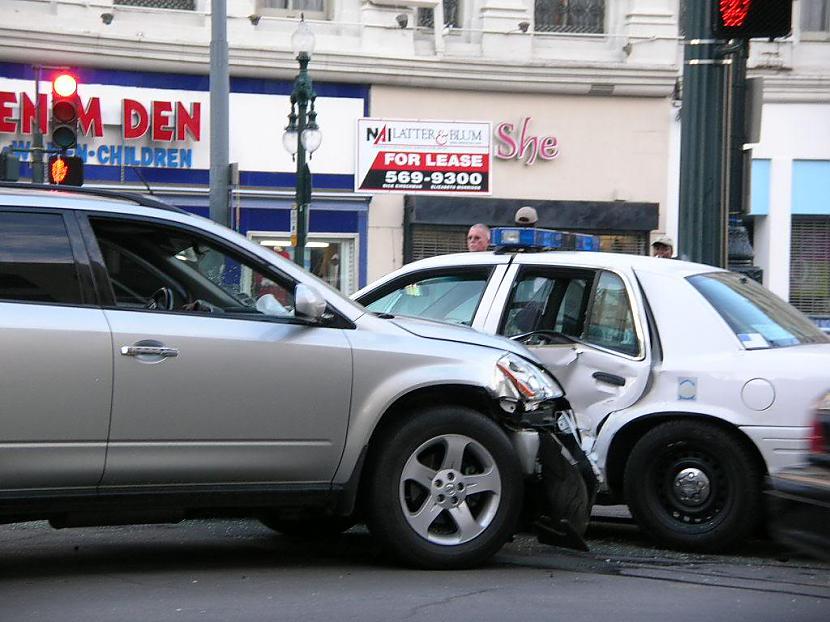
top-left (593, 371), bottom-right (625, 387)
top-left (120, 345), bottom-right (179, 358)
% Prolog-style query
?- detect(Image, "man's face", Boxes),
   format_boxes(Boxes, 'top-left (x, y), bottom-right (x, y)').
top-left (467, 227), bottom-right (489, 252)
top-left (652, 243), bottom-right (672, 259)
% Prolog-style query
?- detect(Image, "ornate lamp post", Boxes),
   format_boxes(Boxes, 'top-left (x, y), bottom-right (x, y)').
top-left (282, 16), bottom-right (322, 268)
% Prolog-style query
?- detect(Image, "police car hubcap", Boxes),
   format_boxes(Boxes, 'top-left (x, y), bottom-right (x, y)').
top-left (672, 467), bottom-right (711, 506)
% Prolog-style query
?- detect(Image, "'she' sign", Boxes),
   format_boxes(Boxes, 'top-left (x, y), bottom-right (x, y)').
top-left (356, 119), bottom-right (491, 194)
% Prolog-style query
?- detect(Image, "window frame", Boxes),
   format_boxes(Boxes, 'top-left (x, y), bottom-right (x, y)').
top-left (799, 0), bottom-right (830, 41)
top-left (357, 266), bottom-right (496, 326)
top-left (498, 265), bottom-right (596, 339)
top-left (255, 0), bottom-right (328, 21)
top-left (0, 207), bottom-right (97, 308)
top-left (581, 269), bottom-right (642, 357)
top-left (78, 212), bottom-right (351, 327)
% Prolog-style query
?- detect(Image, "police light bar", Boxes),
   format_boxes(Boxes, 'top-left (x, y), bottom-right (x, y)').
top-left (491, 227), bottom-right (600, 252)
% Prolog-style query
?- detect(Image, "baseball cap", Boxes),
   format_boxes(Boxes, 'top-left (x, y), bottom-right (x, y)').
top-left (652, 235), bottom-right (674, 248)
top-left (515, 206), bottom-right (538, 225)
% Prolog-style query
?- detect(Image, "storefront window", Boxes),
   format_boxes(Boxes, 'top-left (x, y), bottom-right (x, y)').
top-left (248, 233), bottom-right (357, 295)
top-left (534, 0), bottom-right (605, 34)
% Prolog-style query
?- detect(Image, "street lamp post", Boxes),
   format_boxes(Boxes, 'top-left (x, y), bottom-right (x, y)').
top-left (283, 16), bottom-right (322, 268)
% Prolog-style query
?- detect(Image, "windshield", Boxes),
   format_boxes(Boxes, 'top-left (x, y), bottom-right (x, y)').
top-left (689, 272), bottom-right (829, 349)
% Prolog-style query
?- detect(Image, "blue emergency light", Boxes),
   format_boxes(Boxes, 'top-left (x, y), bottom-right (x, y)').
top-left (491, 227), bottom-right (600, 252)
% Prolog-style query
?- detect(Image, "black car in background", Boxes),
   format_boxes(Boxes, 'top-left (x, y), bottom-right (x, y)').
top-left (767, 392), bottom-right (830, 562)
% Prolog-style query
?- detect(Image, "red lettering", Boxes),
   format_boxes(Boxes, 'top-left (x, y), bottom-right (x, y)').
top-left (20, 93), bottom-right (49, 135)
top-left (79, 97), bottom-right (104, 138)
top-left (152, 101), bottom-right (174, 142)
top-left (0, 92), bottom-right (17, 133)
top-left (123, 99), bottom-right (149, 139)
top-left (176, 101), bottom-right (201, 141)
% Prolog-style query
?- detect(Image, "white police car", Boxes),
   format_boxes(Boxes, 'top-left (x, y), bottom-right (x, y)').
top-left (354, 227), bottom-right (830, 552)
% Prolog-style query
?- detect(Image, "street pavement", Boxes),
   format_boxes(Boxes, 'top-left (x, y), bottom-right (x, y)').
top-left (0, 514), bottom-right (827, 622)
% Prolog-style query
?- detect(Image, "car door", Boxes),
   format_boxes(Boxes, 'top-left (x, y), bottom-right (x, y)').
top-left (81, 213), bottom-right (353, 487)
top-left (0, 208), bottom-right (112, 489)
top-left (483, 259), bottom-right (652, 446)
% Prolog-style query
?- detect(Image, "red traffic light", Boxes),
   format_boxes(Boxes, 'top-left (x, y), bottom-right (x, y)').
top-left (713, 0), bottom-right (793, 39)
top-left (52, 73), bottom-right (77, 98)
top-left (719, 1), bottom-right (751, 27)
top-left (51, 71), bottom-right (80, 150)
top-left (48, 155), bottom-right (84, 186)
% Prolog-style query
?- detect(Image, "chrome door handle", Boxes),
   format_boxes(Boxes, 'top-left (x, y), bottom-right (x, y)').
top-left (120, 346), bottom-right (179, 358)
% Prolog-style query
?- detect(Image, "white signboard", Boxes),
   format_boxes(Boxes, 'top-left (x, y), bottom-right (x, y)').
top-left (355, 118), bottom-right (491, 194)
top-left (0, 76), bottom-right (363, 175)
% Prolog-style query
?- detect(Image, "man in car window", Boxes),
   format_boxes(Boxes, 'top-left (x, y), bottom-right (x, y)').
top-left (467, 223), bottom-right (491, 252)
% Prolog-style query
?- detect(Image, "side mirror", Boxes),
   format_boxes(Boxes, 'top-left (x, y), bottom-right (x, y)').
top-left (294, 283), bottom-right (327, 322)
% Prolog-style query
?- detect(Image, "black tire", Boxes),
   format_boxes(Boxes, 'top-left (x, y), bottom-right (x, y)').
top-left (365, 406), bottom-right (523, 569)
top-left (260, 516), bottom-right (355, 538)
top-left (624, 420), bottom-right (762, 552)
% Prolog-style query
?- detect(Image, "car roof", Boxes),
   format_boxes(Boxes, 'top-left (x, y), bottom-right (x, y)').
top-left (0, 183), bottom-right (187, 214)
top-left (398, 251), bottom-right (726, 278)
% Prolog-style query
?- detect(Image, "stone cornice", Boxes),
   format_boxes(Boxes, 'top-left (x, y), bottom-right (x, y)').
top-left (0, 26), bottom-right (678, 96)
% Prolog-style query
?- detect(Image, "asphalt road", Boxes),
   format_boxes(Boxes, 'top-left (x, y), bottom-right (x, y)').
top-left (0, 514), bottom-right (827, 622)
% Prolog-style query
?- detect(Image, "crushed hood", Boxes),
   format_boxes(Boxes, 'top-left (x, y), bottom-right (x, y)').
top-left (388, 315), bottom-right (538, 361)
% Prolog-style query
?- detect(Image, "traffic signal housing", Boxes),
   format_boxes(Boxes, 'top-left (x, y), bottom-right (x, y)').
top-left (51, 72), bottom-right (80, 150)
top-left (713, 0), bottom-right (793, 40)
top-left (48, 155), bottom-right (84, 186)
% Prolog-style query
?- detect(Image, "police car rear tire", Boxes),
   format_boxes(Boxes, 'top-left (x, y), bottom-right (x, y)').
top-left (624, 420), bottom-right (762, 552)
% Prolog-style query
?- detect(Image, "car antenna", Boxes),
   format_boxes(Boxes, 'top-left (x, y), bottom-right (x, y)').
top-left (131, 166), bottom-right (155, 195)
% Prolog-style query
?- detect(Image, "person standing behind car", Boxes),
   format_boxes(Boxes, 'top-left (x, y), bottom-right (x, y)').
top-left (651, 236), bottom-right (674, 259)
top-left (515, 205), bottom-right (538, 227)
top-left (467, 223), bottom-right (491, 252)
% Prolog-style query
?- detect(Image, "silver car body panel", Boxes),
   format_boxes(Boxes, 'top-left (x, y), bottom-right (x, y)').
top-left (101, 309), bottom-right (353, 486)
top-left (0, 302), bottom-right (113, 489)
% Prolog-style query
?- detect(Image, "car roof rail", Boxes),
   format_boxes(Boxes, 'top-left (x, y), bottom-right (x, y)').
top-left (0, 181), bottom-right (189, 214)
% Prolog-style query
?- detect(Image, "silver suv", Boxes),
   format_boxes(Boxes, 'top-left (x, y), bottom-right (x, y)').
top-left (0, 185), bottom-right (586, 569)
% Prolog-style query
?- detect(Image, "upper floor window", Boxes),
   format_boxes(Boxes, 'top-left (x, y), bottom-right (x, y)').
top-left (535, 0), bottom-right (605, 34)
top-left (114, 0), bottom-right (195, 9)
top-left (257, 0), bottom-right (327, 19)
top-left (418, 0), bottom-right (460, 30)
top-left (801, 0), bottom-right (830, 34)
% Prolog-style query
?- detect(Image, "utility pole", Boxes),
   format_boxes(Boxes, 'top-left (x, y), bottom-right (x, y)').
top-left (209, 0), bottom-right (230, 227)
top-left (31, 65), bottom-right (44, 183)
top-left (677, 1), bottom-right (728, 266)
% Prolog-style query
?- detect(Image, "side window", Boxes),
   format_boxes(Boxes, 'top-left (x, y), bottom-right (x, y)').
top-left (503, 276), bottom-right (556, 336)
top-left (90, 218), bottom-right (296, 318)
top-left (583, 271), bottom-right (640, 356)
top-left (363, 270), bottom-right (491, 326)
top-left (0, 211), bottom-right (83, 305)
top-left (502, 271), bottom-right (592, 338)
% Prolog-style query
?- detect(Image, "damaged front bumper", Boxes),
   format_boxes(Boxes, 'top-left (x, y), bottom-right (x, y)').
top-left (504, 397), bottom-right (600, 552)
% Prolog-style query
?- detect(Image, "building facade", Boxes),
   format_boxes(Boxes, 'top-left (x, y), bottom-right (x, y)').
top-left (0, 0), bottom-right (828, 321)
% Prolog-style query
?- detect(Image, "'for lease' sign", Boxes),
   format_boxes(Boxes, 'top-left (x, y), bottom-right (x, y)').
top-left (355, 118), bottom-right (491, 194)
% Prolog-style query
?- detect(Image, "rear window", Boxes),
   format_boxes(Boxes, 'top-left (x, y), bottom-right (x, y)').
top-left (689, 272), bottom-right (829, 348)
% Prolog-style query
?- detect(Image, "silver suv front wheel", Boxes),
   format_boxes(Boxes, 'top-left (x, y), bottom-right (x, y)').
top-left (366, 406), bottom-right (522, 569)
